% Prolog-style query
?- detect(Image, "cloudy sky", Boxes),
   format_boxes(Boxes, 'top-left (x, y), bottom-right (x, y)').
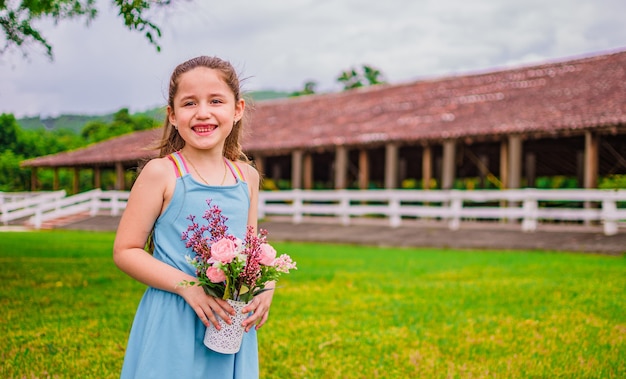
top-left (1, 0), bottom-right (625, 118)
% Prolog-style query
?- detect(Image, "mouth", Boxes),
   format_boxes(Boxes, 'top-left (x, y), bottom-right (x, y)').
top-left (192, 124), bottom-right (217, 134)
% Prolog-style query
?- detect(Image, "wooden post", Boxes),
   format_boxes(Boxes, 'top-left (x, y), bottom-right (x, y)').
top-left (499, 140), bottom-right (509, 189)
top-left (442, 140), bottom-right (456, 190)
top-left (94, 166), bottom-right (101, 189)
top-left (335, 146), bottom-right (348, 189)
top-left (525, 152), bottom-right (536, 188)
top-left (385, 143), bottom-right (398, 189)
top-left (508, 135), bottom-right (522, 189)
top-left (115, 162), bottom-right (125, 191)
top-left (291, 150), bottom-right (303, 189)
top-left (303, 153), bottom-right (313, 190)
top-left (30, 167), bottom-right (38, 191)
top-left (584, 131), bottom-right (599, 189)
top-left (479, 154), bottom-right (489, 188)
top-left (253, 155), bottom-right (265, 178)
top-left (422, 145), bottom-right (432, 189)
top-left (53, 168), bottom-right (60, 190)
top-left (73, 167), bottom-right (80, 194)
top-left (358, 149), bottom-right (369, 190)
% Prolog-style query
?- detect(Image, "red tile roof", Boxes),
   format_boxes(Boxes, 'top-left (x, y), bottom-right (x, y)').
top-left (23, 48), bottom-right (626, 167)
top-left (243, 48), bottom-right (626, 153)
top-left (22, 129), bottom-right (161, 167)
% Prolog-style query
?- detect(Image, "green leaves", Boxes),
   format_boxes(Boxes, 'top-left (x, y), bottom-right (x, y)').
top-left (337, 64), bottom-right (387, 91)
top-left (1, 0), bottom-right (172, 59)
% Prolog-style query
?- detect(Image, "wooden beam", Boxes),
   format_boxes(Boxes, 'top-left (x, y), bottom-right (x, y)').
top-left (385, 143), bottom-right (398, 189)
top-left (508, 135), bottom-right (522, 189)
top-left (73, 167), bottom-right (80, 194)
top-left (303, 153), bottom-right (313, 190)
top-left (584, 131), bottom-right (599, 188)
top-left (115, 162), bottom-right (125, 191)
top-left (253, 155), bottom-right (265, 179)
top-left (442, 140), bottom-right (456, 190)
top-left (291, 150), bottom-right (303, 189)
top-left (500, 140), bottom-right (509, 189)
top-left (334, 146), bottom-right (348, 189)
top-left (94, 166), bottom-right (101, 189)
top-left (53, 168), bottom-right (59, 190)
top-left (525, 152), bottom-right (536, 188)
top-left (30, 167), bottom-right (38, 191)
top-left (358, 149), bottom-right (369, 190)
top-left (422, 145), bottom-right (432, 189)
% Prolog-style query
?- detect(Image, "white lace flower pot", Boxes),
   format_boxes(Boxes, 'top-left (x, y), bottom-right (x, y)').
top-left (204, 299), bottom-right (249, 354)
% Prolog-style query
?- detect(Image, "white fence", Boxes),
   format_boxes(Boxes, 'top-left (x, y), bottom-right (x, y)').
top-left (0, 189), bottom-right (130, 229)
top-left (1, 190), bottom-right (67, 226)
top-left (258, 189), bottom-right (626, 236)
top-left (2, 189), bottom-right (625, 235)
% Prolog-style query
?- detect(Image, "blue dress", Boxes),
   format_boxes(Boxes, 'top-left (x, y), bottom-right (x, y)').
top-left (120, 152), bottom-right (259, 379)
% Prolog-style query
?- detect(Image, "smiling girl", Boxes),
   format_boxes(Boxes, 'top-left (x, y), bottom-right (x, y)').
top-left (113, 56), bottom-right (271, 379)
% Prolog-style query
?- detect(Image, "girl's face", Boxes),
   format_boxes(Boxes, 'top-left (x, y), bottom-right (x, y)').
top-left (168, 67), bottom-right (244, 153)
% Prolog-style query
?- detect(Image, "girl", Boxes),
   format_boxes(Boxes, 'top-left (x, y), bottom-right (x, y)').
top-left (113, 56), bottom-right (272, 379)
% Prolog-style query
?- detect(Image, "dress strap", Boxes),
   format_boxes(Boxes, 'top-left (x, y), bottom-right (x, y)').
top-left (167, 151), bottom-right (189, 178)
top-left (225, 159), bottom-right (246, 182)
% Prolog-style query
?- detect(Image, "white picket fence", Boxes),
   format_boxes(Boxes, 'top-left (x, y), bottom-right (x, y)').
top-left (2, 189), bottom-right (625, 235)
top-left (0, 189), bottom-right (130, 229)
top-left (0, 190), bottom-right (67, 226)
top-left (258, 189), bottom-right (626, 236)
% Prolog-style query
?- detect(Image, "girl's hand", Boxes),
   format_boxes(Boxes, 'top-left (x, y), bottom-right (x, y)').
top-left (241, 289), bottom-right (274, 332)
top-left (179, 285), bottom-right (235, 329)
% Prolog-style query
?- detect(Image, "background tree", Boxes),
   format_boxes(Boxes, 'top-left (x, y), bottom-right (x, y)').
top-left (0, 0), bottom-right (177, 59)
top-left (337, 64), bottom-right (386, 91)
top-left (289, 80), bottom-right (317, 97)
top-left (81, 107), bottom-right (159, 143)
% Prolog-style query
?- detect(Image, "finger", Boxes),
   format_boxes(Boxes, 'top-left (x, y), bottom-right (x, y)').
top-left (255, 310), bottom-right (270, 331)
top-left (243, 305), bottom-right (267, 332)
top-left (215, 298), bottom-right (236, 315)
top-left (194, 305), bottom-right (211, 328)
top-left (210, 304), bottom-right (232, 326)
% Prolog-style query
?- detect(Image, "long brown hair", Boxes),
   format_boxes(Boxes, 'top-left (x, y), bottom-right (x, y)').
top-left (156, 56), bottom-right (249, 162)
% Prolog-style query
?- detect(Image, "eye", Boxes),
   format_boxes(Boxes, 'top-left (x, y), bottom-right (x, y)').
top-left (183, 100), bottom-right (196, 107)
top-left (211, 98), bottom-right (224, 104)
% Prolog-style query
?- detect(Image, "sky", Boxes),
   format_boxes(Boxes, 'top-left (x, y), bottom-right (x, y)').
top-left (1, 0), bottom-right (625, 118)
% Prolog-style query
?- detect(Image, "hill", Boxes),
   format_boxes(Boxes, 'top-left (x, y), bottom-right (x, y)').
top-left (15, 90), bottom-right (290, 133)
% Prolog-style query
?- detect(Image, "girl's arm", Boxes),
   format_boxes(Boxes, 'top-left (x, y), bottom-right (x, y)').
top-left (113, 158), bottom-right (234, 328)
top-left (240, 163), bottom-right (275, 331)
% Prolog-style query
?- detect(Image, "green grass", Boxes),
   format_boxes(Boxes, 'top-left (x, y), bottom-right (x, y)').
top-left (1, 231), bottom-right (625, 378)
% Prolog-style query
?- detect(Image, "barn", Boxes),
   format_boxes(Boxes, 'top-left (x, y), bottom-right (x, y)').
top-left (22, 48), bottom-right (626, 193)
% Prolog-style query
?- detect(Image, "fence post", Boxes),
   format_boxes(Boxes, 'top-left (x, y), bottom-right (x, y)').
top-left (602, 199), bottom-right (618, 236)
top-left (521, 198), bottom-right (538, 232)
top-left (257, 193), bottom-right (266, 220)
top-left (0, 194), bottom-right (6, 225)
top-left (389, 196), bottom-right (401, 228)
top-left (448, 192), bottom-right (461, 230)
top-left (339, 191), bottom-right (351, 226)
top-left (33, 208), bottom-right (42, 230)
top-left (293, 190), bottom-right (303, 224)
top-left (88, 189), bottom-right (100, 217)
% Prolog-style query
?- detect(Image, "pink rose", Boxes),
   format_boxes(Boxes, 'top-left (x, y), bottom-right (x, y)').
top-left (211, 238), bottom-right (237, 263)
top-left (206, 265), bottom-right (226, 283)
top-left (259, 243), bottom-right (277, 266)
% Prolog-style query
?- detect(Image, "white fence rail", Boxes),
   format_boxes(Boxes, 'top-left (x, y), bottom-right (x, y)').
top-left (2, 189), bottom-right (625, 235)
top-left (28, 189), bottom-right (130, 229)
top-left (258, 189), bottom-right (626, 236)
top-left (0, 190), bottom-right (66, 225)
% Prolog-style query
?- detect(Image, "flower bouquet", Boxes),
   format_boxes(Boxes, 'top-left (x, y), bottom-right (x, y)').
top-left (181, 200), bottom-right (297, 354)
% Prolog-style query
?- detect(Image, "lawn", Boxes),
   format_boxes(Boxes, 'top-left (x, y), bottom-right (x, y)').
top-left (1, 231), bottom-right (624, 378)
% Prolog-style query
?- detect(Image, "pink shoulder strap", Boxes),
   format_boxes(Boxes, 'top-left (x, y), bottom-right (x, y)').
top-left (225, 159), bottom-right (246, 182)
top-left (167, 151), bottom-right (188, 178)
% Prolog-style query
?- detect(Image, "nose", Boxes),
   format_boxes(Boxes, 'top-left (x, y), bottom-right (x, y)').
top-left (196, 101), bottom-right (212, 119)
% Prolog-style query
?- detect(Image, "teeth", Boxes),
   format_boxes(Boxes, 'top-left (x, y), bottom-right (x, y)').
top-left (194, 126), bottom-right (216, 133)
